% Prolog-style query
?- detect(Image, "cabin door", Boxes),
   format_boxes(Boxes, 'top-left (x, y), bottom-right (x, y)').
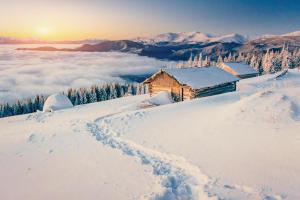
top-left (181, 88), bottom-right (184, 101)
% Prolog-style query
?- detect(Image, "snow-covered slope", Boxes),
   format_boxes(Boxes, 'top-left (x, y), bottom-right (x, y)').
top-left (135, 32), bottom-right (248, 44)
top-left (1, 69), bottom-right (300, 199)
top-left (282, 30), bottom-right (300, 37)
top-left (0, 95), bottom-right (161, 200)
top-left (261, 30), bottom-right (300, 38)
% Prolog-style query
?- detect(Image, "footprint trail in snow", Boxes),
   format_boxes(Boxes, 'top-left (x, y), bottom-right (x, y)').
top-left (85, 110), bottom-right (280, 200)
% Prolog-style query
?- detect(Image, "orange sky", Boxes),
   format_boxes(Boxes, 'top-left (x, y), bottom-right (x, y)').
top-left (1, 0), bottom-right (299, 40)
top-left (0, 0), bottom-right (166, 40)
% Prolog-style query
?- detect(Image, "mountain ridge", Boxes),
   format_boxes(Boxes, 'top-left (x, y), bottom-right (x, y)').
top-left (15, 30), bottom-right (300, 61)
top-left (134, 32), bottom-right (248, 44)
top-left (2, 30), bottom-right (300, 45)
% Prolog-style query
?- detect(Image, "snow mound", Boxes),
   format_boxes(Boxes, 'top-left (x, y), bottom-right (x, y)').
top-left (148, 92), bottom-right (173, 106)
top-left (43, 93), bottom-right (73, 112)
top-left (232, 90), bottom-right (300, 123)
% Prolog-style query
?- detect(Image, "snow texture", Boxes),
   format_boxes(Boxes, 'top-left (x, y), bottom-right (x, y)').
top-left (1, 69), bottom-right (300, 200)
top-left (43, 93), bottom-right (73, 112)
top-left (163, 67), bottom-right (239, 89)
top-left (147, 92), bottom-right (173, 106)
top-left (282, 30), bottom-right (300, 37)
top-left (222, 62), bottom-right (258, 75)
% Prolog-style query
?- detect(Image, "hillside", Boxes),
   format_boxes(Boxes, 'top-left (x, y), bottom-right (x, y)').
top-left (1, 69), bottom-right (300, 200)
top-left (238, 35), bottom-right (300, 53)
top-left (15, 30), bottom-right (300, 61)
top-left (134, 32), bottom-right (248, 44)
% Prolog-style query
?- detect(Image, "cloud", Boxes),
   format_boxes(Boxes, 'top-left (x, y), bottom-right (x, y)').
top-left (0, 44), bottom-right (174, 104)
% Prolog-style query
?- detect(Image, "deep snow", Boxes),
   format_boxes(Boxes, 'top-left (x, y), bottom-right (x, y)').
top-left (1, 69), bottom-right (300, 200)
top-left (221, 62), bottom-right (258, 76)
top-left (163, 67), bottom-right (239, 89)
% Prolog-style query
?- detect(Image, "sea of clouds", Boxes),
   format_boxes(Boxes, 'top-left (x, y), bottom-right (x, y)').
top-left (0, 44), bottom-right (174, 104)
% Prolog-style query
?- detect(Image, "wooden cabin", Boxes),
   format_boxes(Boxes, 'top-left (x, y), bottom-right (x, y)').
top-left (219, 62), bottom-right (259, 79)
top-left (143, 67), bottom-right (239, 101)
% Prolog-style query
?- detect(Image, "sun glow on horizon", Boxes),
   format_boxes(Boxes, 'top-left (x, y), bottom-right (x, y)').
top-left (35, 26), bottom-right (53, 39)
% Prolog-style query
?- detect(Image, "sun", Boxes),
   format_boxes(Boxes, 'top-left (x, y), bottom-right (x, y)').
top-left (35, 26), bottom-right (52, 38)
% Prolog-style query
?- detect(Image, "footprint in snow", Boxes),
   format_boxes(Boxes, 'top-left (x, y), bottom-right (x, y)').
top-left (27, 134), bottom-right (38, 143)
top-left (27, 133), bottom-right (45, 143)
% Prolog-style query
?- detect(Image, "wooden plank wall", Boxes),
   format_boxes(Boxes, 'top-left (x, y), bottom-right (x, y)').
top-left (148, 72), bottom-right (192, 101)
top-left (193, 82), bottom-right (236, 98)
top-left (238, 74), bottom-right (258, 79)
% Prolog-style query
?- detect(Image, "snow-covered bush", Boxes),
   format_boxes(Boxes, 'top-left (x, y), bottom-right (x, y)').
top-left (43, 94), bottom-right (73, 112)
top-left (148, 91), bottom-right (173, 105)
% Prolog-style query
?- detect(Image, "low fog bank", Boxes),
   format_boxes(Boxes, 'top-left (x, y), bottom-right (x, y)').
top-left (0, 45), bottom-right (174, 104)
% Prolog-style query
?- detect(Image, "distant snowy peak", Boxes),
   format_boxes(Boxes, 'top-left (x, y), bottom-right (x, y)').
top-left (282, 30), bottom-right (300, 37)
top-left (135, 32), bottom-right (248, 44)
top-left (210, 33), bottom-right (248, 43)
top-left (135, 32), bottom-right (211, 44)
top-left (261, 30), bottom-right (300, 39)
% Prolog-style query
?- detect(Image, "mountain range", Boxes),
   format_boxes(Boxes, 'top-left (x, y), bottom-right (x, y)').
top-left (134, 32), bottom-right (248, 44)
top-left (13, 30), bottom-right (300, 60)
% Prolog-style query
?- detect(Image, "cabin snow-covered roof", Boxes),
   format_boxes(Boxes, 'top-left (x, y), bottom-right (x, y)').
top-left (144, 67), bottom-right (239, 89)
top-left (221, 62), bottom-right (258, 75)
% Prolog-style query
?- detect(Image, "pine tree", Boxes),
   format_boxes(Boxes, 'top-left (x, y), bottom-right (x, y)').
top-left (227, 53), bottom-right (234, 62)
top-left (192, 54), bottom-right (198, 67)
top-left (262, 50), bottom-right (272, 73)
top-left (74, 92), bottom-right (81, 105)
top-left (197, 53), bottom-right (203, 67)
top-left (236, 52), bottom-right (244, 62)
top-left (281, 45), bottom-right (290, 69)
top-left (99, 87), bottom-right (108, 101)
top-left (203, 56), bottom-right (209, 67)
top-left (90, 88), bottom-right (97, 103)
top-left (217, 55), bottom-right (223, 65)
top-left (187, 53), bottom-right (193, 67)
top-left (34, 95), bottom-right (43, 111)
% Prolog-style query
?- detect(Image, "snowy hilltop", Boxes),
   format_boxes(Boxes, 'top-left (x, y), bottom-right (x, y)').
top-left (17, 30), bottom-right (300, 61)
top-left (1, 69), bottom-right (300, 200)
top-left (134, 32), bottom-right (248, 44)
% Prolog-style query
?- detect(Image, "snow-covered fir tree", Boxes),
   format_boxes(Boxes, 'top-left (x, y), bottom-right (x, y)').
top-left (187, 53), bottom-right (194, 67)
top-left (0, 82), bottom-right (147, 118)
top-left (197, 53), bottom-right (203, 67)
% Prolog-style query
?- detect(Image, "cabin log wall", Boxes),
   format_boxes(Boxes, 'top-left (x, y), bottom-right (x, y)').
top-left (147, 72), bottom-right (192, 101)
top-left (237, 74), bottom-right (257, 79)
top-left (193, 82), bottom-right (236, 98)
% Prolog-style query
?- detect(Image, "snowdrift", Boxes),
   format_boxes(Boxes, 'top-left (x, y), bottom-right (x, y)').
top-left (148, 91), bottom-right (173, 106)
top-left (43, 93), bottom-right (73, 112)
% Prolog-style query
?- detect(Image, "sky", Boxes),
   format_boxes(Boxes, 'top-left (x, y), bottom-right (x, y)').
top-left (0, 0), bottom-right (300, 40)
